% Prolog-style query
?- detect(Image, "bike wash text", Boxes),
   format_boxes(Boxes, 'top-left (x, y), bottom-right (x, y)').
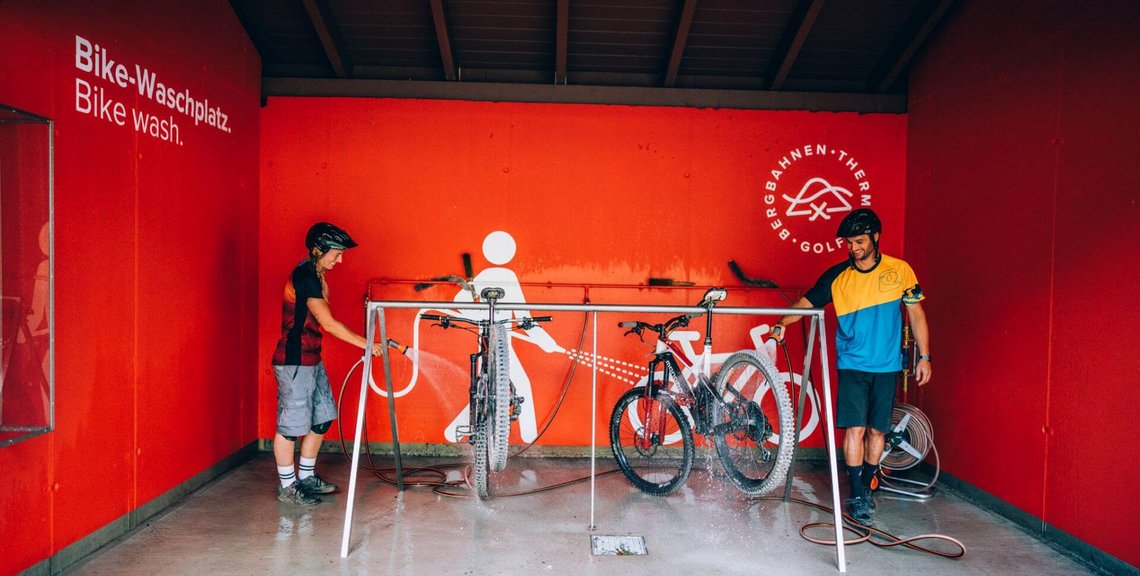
top-left (73, 35), bottom-right (231, 146)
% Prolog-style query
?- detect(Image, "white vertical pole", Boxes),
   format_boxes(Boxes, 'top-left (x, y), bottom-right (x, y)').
top-left (589, 310), bottom-right (597, 530)
top-left (379, 309), bottom-right (403, 490)
top-left (340, 305), bottom-right (378, 558)
top-left (815, 313), bottom-right (846, 572)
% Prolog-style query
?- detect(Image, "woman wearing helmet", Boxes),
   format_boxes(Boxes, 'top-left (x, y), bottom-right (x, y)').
top-left (271, 222), bottom-right (383, 505)
top-left (769, 208), bottom-right (931, 526)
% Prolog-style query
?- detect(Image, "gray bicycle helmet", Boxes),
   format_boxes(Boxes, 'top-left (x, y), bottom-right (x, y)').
top-left (836, 208), bottom-right (882, 238)
top-left (305, 222), bottom-right (358, 252)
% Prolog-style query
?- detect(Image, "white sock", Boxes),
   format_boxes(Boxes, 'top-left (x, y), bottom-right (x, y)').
top-left (278, 465), bottom-right (296, 488)
top-left (298, 456), bottom-right (317, 480)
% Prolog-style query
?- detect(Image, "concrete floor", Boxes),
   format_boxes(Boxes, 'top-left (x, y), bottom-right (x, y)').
top-left (64, 452), bottom-right (1098, 576)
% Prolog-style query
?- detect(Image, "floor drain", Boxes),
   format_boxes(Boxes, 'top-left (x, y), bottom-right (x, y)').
top-left (590, 535), bottom-right (648, 556)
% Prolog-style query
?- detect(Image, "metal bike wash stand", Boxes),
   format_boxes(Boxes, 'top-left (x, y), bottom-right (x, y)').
top-left (342, 300), bottom-right (850, 572)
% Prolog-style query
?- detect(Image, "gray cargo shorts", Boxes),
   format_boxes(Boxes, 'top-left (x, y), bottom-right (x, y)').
top-left (274, 363), bottom-right (338, 437)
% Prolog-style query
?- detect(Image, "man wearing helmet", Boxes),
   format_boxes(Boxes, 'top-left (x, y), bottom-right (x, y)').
top-left (271, 222), bottom-right (384, 505)
top-left (770, 208), bottom-right (931, 526)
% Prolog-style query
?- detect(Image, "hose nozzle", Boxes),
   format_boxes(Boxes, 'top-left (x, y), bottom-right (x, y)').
top-left (387, 339), bottom-right (409, 355)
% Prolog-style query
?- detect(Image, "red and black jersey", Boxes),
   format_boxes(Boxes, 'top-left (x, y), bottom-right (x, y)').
top-left (272, 260), bottom-right (326, 366)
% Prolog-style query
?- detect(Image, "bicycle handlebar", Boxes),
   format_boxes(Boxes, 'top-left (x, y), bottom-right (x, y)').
top-left (421, 313), bottom-right (553, 328)
top-left (618, 312), bottom-right (704, 338)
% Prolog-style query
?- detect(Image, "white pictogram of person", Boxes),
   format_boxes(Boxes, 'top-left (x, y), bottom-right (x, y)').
top-left (443, 231), bottom-right (563, 443)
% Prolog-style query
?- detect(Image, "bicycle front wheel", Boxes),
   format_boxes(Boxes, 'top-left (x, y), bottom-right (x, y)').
top-left (711, 350), bottom-right (795, 496)
top-left (609, 387), bottom-right (693, 496)
top-left (487, 323), bottom-right (512, 471)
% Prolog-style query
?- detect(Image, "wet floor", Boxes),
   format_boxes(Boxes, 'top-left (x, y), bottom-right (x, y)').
top-left (63, 452), bottom-right (1099, 576)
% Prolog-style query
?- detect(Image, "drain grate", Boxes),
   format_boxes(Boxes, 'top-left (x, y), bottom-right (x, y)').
top-left (590, 535), bottom-right (648, 556)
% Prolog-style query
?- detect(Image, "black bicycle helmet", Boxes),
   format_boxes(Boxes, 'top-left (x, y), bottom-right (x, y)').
top-left (305, 222), bottom-right (358, 252)
top-left (836, 208), bottom-right (882, 238)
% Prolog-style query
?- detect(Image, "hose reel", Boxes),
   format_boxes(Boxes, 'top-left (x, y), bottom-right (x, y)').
top-left (878, 402), bottom-right (939, 499)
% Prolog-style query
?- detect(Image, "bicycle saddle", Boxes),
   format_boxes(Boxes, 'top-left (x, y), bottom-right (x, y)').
top-left (480, 287), bottom-right (506, 301)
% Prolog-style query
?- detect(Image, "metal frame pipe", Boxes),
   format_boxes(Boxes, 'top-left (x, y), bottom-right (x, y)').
top-left (340, 299), bottom-right (846, 572)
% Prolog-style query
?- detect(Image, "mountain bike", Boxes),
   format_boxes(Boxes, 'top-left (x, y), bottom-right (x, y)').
top-left (420, 287), bottom-right (551, 499)
top-left (609, 287), bottom-right (795, 496)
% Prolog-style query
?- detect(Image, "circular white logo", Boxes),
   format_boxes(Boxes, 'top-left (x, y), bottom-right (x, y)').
top-left (762, 144), bottom-right (874, 254)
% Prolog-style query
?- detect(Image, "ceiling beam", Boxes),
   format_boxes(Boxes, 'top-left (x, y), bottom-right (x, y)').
top-left (663, 0), bottom-right (698, 88)
top-left (429, 0), bottom-right (457, 81)
top-left (765, 0), bottom-right (826, 90)
top-left (301, 0), bottom-right (352, 79)
top-left (263, 77), bottom-right (907, 114)
top-left (228, 1), bottom-right (265, 60)
top-left (555, 0), bottom-right (568, 84)
top-left (868, 0), bottom-right (955, 92)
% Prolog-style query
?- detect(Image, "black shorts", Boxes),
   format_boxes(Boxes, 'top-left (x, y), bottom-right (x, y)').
top-left (837, 369), bottom-right (897, 432)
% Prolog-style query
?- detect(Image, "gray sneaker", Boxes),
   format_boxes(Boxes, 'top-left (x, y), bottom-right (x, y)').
top-left (864, 487), bottom-right (876, 511)
top-left (299, 473), bottom-right (338, 495)
top-left (278, 481), bottom-right (320, 505)
top-left (846, 495), bottom-right (873, 526)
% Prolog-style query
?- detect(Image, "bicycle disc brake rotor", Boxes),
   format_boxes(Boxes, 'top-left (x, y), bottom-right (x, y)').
top-left (633, 426), bottom-right (660, 456)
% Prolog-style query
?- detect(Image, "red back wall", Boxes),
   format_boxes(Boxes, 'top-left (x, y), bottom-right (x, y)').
top-left (259, 98), bottom-right (906, 449)
top-left (0, 2), bottom-right (260, 573)
top-left (905, 1), bottom-right (1139, 567)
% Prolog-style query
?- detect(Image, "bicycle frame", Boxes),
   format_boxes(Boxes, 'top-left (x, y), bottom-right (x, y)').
top-left (656, 324), bottom-right (820, 443)
top-left (635, 290), bottom-right (750, 437)
top-left (423, 291), bottom-right (550, 445)
top-left (463, 295), bottom-right (499, 445)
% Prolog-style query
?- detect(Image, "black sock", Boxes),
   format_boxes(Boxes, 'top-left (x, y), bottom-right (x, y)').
top-left (862, 461), bottom-right (878, 491)
top-left (846, 464), bottom-right (863, 496)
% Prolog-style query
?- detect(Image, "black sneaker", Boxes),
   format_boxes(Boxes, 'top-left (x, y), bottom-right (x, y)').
top-left (864, 487), bottom-right (876, 512)
top-left (846, 495), bottom-right (873, 526)
top-left (277, 481), bottom-right (321, 505)
top-left (299, 473), bottom-right (338, 495)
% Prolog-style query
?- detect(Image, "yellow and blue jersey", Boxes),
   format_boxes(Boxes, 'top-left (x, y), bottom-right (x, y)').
top-left (805, 254), bottom-right (923, 373)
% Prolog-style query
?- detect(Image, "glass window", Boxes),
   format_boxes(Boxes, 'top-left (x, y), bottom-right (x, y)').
top-left (1, 104), bottom-right (53, 448)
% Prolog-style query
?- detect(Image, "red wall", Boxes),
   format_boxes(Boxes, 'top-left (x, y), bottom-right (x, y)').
top-left (0, 2), bottom-right (260, 573)
top-left (259, 98), bottom-right (906, 449)
top-left (905, 1), bottom-right (1139, 567)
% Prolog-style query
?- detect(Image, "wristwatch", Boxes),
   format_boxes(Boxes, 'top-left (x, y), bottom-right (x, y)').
top-left (917, 354), bottom-right (932, 362)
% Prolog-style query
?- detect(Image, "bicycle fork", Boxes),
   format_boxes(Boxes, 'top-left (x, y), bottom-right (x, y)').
top-left (636, 355), bottom-right (680, 448)
top-left (456, 351), bottom-right (481, 445)
top-left (635, 392), bottom-right (669, 451)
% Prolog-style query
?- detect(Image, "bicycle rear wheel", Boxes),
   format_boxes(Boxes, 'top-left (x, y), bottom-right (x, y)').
top-left (609, 387), bottom-right (693, 496)
top-left (487, 323), bottom-right (511, 471)
top-left (711, 350), bottom-right (795, 496)
top-left (472, 420), bottom-right (489, 499)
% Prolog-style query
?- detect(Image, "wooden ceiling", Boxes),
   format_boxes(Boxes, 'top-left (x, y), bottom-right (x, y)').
top-left (232, 0), bottom-right (955, 112)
